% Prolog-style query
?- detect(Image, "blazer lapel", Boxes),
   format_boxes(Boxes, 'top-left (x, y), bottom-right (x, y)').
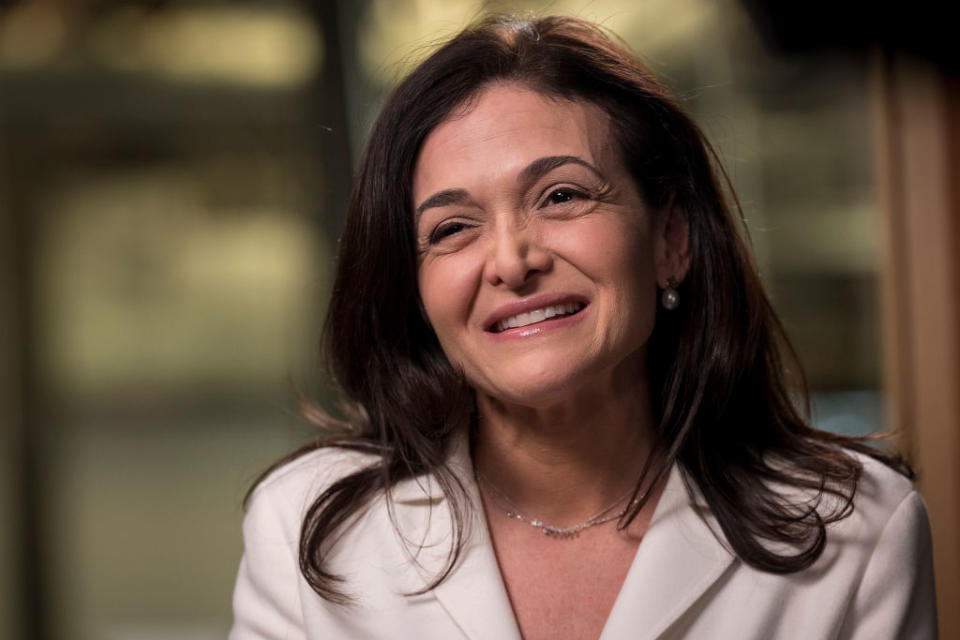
top-left (392, 433), bottom-right (523, 640)
top-left (600, 465), bottom-right (736, 640)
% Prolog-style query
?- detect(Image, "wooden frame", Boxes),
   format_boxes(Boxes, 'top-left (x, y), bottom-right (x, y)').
top-left (875, 51), bottom-right (960, 636)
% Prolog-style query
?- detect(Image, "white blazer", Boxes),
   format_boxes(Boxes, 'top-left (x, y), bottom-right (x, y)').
top-left (229, 433), bottom-right (938, 639)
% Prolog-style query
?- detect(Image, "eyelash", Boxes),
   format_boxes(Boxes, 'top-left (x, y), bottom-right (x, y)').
top-left (428, 221), bottom-right (472, 245)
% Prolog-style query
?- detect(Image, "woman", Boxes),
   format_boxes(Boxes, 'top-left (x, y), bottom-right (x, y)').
top-left (230, 15), bottom-right (937, 640)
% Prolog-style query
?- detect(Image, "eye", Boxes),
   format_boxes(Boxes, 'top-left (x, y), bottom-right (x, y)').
top-left (429, 221), bottom-right (470, 244)
top-left (543, 188), bottom-right (587, 206)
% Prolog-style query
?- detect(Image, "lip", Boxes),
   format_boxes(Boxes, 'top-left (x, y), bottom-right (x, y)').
top-left (483, 293), bottom-right (590, 334)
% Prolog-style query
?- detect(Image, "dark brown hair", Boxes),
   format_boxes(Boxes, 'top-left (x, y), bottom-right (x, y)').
top-left (252, 14), bottom-right (910, 603)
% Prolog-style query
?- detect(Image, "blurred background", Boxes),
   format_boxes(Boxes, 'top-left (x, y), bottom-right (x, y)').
top-left (1, 1), bottom-right (957, 638)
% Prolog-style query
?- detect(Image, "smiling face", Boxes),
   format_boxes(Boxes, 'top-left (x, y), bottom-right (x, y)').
top-left (413, 83), bottom-right (677, 407)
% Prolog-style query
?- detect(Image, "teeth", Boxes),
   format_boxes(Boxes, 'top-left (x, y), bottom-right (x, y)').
top-left (494, 302), bottom-right (583, 332)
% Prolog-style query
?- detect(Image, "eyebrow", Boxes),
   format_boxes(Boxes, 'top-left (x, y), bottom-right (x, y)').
top-left (415, 188), bottom-right (470, 221)
top-left (414, 155), bottom-right (603, 223)
top-left (517, 155), bottom-right (603, 190)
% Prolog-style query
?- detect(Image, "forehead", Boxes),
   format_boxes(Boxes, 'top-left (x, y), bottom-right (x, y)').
top-left (413, 83), bottom-right (616, 193)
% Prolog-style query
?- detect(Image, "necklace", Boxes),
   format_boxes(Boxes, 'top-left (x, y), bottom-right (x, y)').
top-left (475, 467), bottom-right (644, 539)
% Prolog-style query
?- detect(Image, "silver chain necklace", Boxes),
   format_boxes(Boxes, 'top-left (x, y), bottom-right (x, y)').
top-left (475, 467), bottom-right (643, 539)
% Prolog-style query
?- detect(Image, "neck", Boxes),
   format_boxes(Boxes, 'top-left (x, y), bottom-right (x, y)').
top-left (472, 361), bottom-right (657, 525)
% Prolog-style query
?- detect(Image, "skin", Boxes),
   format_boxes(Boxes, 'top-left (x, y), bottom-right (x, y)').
top-left (413, 83), bottom-right (690, 640)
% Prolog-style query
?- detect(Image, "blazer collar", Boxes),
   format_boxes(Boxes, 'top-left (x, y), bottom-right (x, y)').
top-left (392, 430), bottom-right (736, 640)
top-left (599, 466), bottom-right (736, 639)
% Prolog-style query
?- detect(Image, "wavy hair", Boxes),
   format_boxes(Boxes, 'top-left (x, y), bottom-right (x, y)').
top-left (250, 14), bottom-right (910, 603)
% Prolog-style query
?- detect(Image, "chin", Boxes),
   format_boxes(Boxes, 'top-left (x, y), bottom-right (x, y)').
top-left (472, 346), bottom-right (649, 409)
top-left (475, 366), bottom-right (603, 409)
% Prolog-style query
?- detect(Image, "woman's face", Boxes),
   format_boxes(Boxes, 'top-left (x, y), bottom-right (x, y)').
top-left (413, 83), bottom-right (679, 407)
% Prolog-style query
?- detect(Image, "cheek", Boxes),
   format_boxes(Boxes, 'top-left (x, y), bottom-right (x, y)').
top-left (418, 254), bottom-right (482, 346)
top-left (563, 217), bottom-right (658, 332)
top-left (615, 232), bottom-right (659, 327)
top-left (564, 216), bottom-right (656, 286)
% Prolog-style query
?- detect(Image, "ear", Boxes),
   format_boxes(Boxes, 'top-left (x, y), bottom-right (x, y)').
top-left (654, 195), bottom-right (690, 287)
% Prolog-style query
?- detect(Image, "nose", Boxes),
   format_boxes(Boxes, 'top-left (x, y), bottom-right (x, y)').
top-left (482, 218), bottom-right (553, 288)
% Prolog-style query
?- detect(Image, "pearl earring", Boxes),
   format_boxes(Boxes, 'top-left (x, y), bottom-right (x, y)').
top-left (661, 277), bottom-right (680, 310)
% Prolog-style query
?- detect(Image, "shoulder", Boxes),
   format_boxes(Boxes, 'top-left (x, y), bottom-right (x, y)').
top-left (830, 450), bottom-right (938, 637)
top-left (668, 448), bottom-right (936, 638)
top-left (741, 446), bottom-right (927, 569)
top-left (846, 449), bottom-right (920, 534)
top-left (230, 447), bottom-right (383, 639)
top-left (245, 446), bottom-right (382, 537)
top-left (816, 448), bottom-right (933, 590)
top-left (254, 445), bottom-right (381, 495)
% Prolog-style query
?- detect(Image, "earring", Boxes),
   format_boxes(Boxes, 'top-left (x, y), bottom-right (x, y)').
top-left (661, 277), bottom-right (680, 310)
